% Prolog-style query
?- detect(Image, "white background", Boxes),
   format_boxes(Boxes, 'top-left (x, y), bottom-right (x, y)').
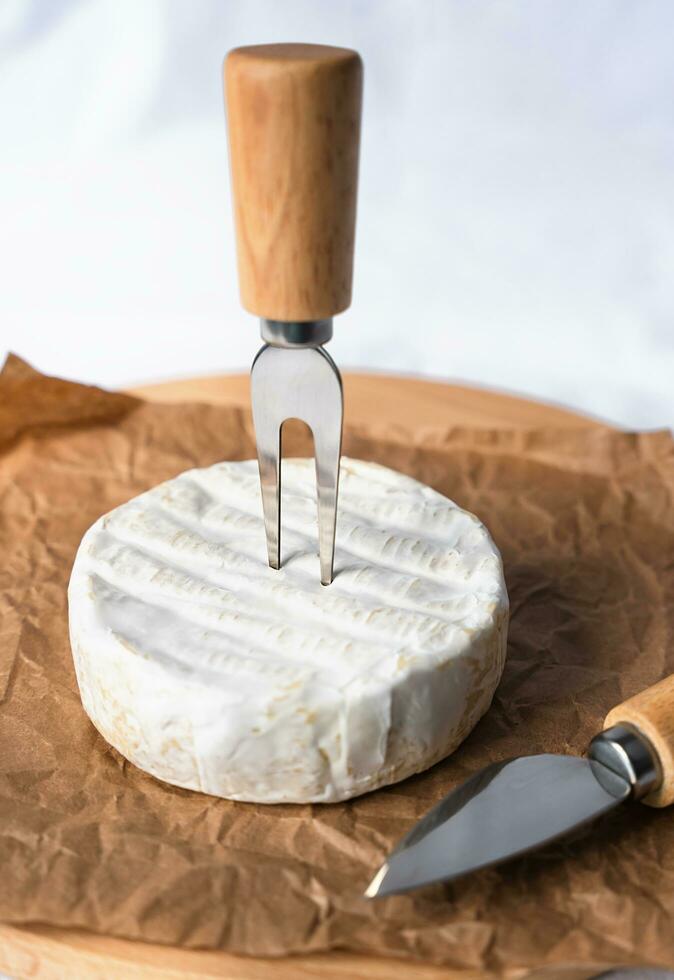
top-left (1, 0), bottom-right (673, 428)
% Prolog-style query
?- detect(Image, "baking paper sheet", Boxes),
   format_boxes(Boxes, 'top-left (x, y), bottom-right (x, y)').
top-left (1, 353), bottom-right (673, 976)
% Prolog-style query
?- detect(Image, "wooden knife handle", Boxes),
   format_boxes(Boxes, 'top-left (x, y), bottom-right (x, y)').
top-left (604, 673), bottom-right (674, 807)
top-left (224, 43), bottom-right (362, 322)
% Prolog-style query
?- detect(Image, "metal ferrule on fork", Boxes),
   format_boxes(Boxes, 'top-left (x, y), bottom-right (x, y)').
top-left (260, 319), bottom-right (333, 348)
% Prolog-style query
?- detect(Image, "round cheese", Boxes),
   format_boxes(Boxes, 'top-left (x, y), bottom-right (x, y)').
top-left (68, 458), bottom-right (509, 803)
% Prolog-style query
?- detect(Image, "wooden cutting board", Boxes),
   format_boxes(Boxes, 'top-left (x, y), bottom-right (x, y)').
top-left (0, 372), bottom-right (606, 980)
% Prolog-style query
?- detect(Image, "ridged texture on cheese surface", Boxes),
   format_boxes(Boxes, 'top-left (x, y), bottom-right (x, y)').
top-left (68, 458), bottom-right (509, 803)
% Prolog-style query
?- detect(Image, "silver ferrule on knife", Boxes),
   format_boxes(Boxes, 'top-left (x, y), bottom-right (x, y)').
top-left (588, 723), bottom-right (661, 800)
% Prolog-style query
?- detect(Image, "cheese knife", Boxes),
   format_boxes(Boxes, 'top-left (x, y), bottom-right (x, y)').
top-left (366, 673), bottom-right (674, 897)
top-left (224, 44), bottom-right (362, 586)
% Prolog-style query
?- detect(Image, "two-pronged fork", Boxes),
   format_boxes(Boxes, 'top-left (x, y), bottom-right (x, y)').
top-left (224, 43), bottom-right (362, 585)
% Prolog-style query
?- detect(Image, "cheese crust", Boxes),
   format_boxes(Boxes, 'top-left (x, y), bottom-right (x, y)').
top-left (68, 458), bottom-right (509, 803)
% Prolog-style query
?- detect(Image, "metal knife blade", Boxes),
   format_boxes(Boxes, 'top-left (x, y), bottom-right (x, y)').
top-left (365, 754), bottom-right (631, 898)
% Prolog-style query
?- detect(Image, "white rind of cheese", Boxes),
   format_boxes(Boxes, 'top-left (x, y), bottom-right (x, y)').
top-left (68, 458), bottom-right (509, 804)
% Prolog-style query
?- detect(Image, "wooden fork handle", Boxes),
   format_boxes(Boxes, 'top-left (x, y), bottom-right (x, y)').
top-left (224, 43), bottom-right (363, 323)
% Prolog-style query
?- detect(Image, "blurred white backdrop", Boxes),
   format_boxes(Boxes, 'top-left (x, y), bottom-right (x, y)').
top-left (1, 0), bottom-right (673, 427)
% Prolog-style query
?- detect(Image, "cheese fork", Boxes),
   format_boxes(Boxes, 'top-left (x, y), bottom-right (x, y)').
top-left (224, 44), bottom-right (362, 585)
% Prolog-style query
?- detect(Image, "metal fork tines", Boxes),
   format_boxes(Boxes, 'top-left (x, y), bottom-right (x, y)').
top-left (250, 319), bottom-right (344, 586)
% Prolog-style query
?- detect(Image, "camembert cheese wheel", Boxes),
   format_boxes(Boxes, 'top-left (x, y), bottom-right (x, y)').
top-left (68, 458), bottom-right (508, 803)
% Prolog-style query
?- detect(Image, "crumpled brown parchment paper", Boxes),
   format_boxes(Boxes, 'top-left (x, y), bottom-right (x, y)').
top-left (1, 353), bottom-right (673, 977)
